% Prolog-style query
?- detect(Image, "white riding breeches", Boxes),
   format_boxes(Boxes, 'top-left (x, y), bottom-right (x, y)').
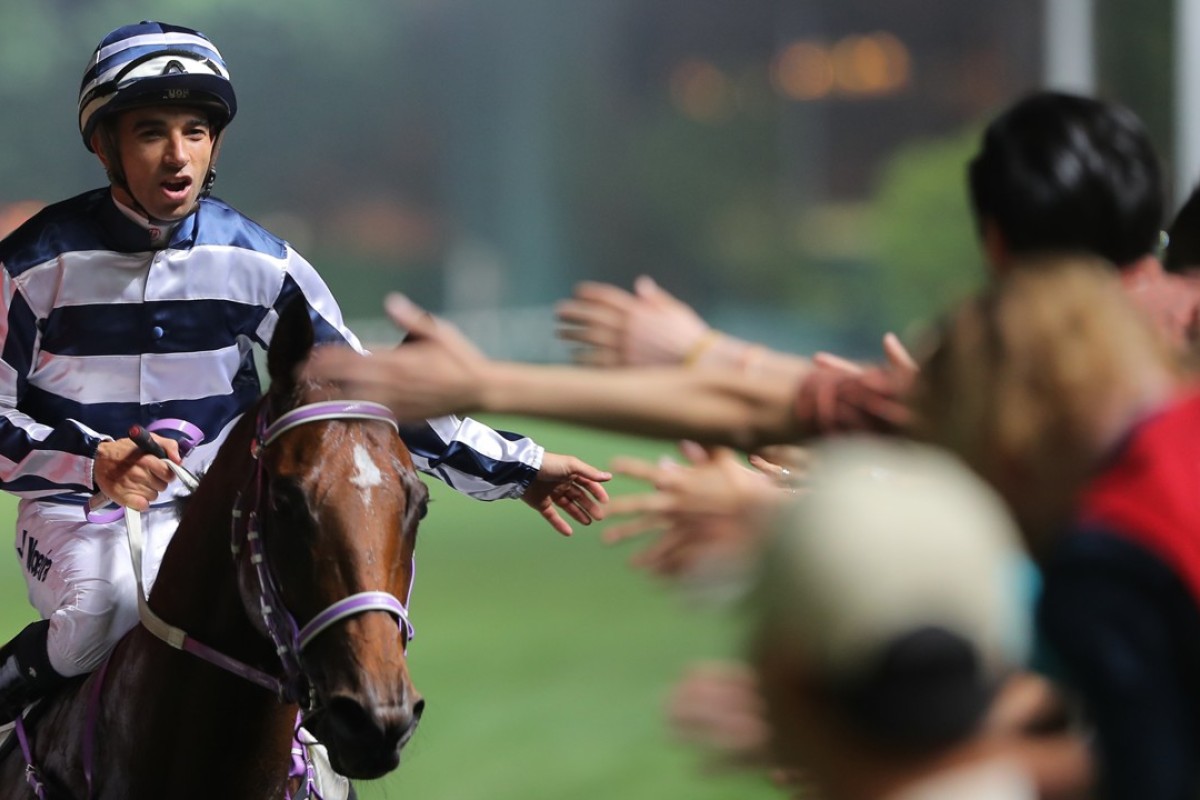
top-left (15, 500), bottom-right (180, 678)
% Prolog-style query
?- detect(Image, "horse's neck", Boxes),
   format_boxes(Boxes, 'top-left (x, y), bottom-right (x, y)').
top-left (149, 417), bottom-right (265, 654)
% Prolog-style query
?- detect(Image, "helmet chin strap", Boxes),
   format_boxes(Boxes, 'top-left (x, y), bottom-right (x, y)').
top-left (97, 126), bottom-right (156, 223)
top-left (200, 129), bottom-right (226, 198)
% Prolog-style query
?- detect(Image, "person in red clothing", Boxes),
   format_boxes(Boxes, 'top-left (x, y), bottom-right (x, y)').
top-left (915, 255), bottom-right (1198, 799)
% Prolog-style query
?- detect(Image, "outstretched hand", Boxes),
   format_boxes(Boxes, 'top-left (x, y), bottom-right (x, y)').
top-left (304, 293), bottom-right (488, 420)
top-left (602, 442), bottom-right (786, 579)
top-left (556, 276), bottom-right (711, 367)
top-left (799, 332), bottom-right (917, 434)
top-left (522, 451), bottom-right (611, 536)
top-left (668, 660), bottom-right (772, 769)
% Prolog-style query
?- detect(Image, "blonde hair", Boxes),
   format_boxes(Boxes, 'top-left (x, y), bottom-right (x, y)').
top-left (913, 256), bottom-right (1177, 551)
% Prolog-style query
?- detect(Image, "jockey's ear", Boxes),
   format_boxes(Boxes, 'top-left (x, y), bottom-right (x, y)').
top-left (268, 297), bottom-right (316, 391)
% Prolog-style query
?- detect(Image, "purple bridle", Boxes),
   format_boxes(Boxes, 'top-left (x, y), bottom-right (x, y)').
top-left (233, 400), bottom-right (416, 707)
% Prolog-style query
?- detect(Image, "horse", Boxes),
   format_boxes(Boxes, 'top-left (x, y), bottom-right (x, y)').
top-left (0, 299), bottom-right (430, 799)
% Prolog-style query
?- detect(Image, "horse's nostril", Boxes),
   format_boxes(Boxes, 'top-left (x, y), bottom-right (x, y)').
top-left (329, 697), bottom-right (381, 737)
top-left (318, 693), bottom-right (418, 779)
top-left (325, 694), bottom-right (420, 745)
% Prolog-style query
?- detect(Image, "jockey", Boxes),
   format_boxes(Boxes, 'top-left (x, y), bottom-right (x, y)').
top-left (0, 20), bottom-right (607, 721)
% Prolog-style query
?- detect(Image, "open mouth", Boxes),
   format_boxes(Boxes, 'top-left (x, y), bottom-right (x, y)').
top-left (160, 177), bottom-right (192, 199)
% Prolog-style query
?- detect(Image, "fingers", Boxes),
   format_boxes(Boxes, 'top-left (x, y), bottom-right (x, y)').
top-left (570, 475), bottom-right (610, 506)
top-left (556, 478), bottom-right (608, 522)
top-left (601, 512), bottom-right (666, 544)
top-left (555, 324), bottom-right (620, 349)
top-left (747, 453), bottom-right (788, 482)
top-left (567, 347), bottom-right (621, 368)
top-left (568, 281), bottom-right (637, 312)
top-left (677, 439), bottom-right (714, 466)
top-left (383, 293), bottom-right (437, 339)
top-left (609, 455), bottom-right (663, 483)
top-left (835, 370), bottom-right (913, 432)
top-left (813, 370), bottom-right (841, 430)
top-left (632, 274), bottom-right (660, 299)
top-left (124, 494), bottom-right (151, 513)
top-left (628, 536), bottom-right (685, 574)
top-left (606, 492), bottom-right (675, 518)
top-left (302, 346), bottom-right (362, 383)
top-left (151, 433), bottom-right (183, 465)
top-left (632, 275), bottom-right (678, 308)
top-left (882, 332), bottom-right (919, 374)
top-left (812, 351), bottom-right (864, 375)
top-left (539, 505), bottom-right (574, 537)
top-left (563, 459), bottom-right (613, 486)
top-left (667, 661), bottom-right (767, 753)
top-left (554, 298), bottom-right (624, 330)
top-left (107, 461), bottom-right (170, 509)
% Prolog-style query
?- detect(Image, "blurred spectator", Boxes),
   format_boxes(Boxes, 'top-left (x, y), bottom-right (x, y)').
top-left (914, 256), bottom-right (1199, 798)
top-left (972, 92), bottom-right (1199, 352)
top-left (743, 436), bottom-right (1049, 800)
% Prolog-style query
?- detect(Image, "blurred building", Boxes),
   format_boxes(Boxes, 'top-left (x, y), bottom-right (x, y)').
top-left (0, 1), bottom-right (1174, 360)
top-left (394, 0), bottom-right (1046, 355)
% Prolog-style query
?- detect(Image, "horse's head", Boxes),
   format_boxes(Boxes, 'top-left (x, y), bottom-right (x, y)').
top-left (244, 299), bottom-right (429, 778)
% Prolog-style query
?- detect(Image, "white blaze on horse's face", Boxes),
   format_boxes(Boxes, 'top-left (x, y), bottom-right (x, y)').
top-left (350, 444), bottom-right (385, 498)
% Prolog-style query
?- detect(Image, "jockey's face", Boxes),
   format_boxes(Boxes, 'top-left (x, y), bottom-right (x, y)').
top-left (98, 105), bottom-right (214, 222)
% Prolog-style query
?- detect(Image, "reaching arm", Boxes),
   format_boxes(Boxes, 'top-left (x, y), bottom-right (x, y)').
top-left (555, 276), bottom-right (813, 383)
top-left (306, 294), bottom-right (807, 452)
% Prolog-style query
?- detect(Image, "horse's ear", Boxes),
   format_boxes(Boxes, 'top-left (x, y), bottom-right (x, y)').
top-left (267, 297), bottom-right (315, 390)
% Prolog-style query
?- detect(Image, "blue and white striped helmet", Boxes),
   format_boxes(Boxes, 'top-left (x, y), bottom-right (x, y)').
top-left (78, 21), bottom-right (237, 152)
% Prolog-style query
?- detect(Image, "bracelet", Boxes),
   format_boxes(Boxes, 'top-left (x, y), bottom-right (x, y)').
top-left (682, 329), bottom-right (721, 367)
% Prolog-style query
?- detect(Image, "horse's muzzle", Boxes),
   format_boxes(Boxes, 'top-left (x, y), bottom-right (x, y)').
top-left (315, 691), bottom-right (425, 778)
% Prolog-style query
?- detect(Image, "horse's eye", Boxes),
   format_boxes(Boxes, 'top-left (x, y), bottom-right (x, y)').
top-left (271, 481), bottom-right (306, 515)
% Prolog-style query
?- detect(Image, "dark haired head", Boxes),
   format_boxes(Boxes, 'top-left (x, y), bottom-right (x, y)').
top-left (968, 91), bottom-right (1163, 268)
top-left (1165, 184), bottom-right (1200, 273)
top-left (829, 626), bottom-right (994, 754)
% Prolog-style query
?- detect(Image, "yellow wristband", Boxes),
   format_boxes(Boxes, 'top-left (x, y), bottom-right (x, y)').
top-left (682, 329), bottom-right (721, 367)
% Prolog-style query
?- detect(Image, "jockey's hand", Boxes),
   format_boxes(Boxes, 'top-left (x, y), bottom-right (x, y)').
top-left (93, 434), bottom-right (182, 512)
top-left (521, 451), bottom-right (611, 536)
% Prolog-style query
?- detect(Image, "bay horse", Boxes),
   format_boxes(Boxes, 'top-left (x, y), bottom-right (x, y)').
top-left (0, 299), bottom-right (429, 799)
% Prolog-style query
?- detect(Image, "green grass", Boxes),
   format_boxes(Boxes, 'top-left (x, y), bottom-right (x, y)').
top-left (0, 418), bottom-right (780, 800)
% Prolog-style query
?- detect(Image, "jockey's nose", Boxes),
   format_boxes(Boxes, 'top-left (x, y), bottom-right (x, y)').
top-left (163, 131), bottom-right (189, 168)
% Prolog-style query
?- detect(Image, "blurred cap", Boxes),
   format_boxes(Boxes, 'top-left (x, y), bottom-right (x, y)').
top-left (751, 436), bottom-right (1031, 749)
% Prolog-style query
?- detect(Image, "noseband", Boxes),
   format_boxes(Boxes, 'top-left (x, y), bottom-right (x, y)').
top-left (130, 401), bottom-right (415, 707)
